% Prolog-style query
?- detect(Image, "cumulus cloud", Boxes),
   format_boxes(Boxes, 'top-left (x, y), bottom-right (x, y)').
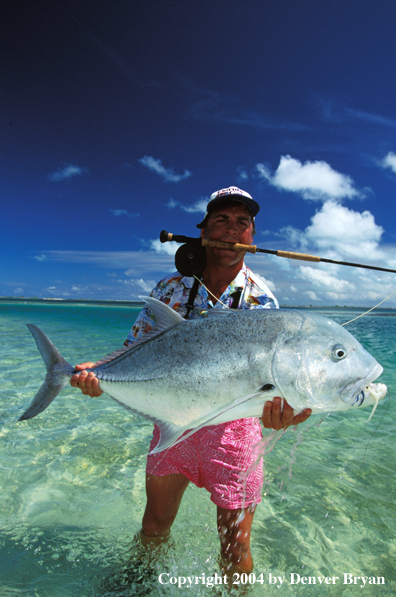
top-left (299, 266), bottom-right (356, 291)
top-left (167, 197), bottom-right (208, 214)
top-left (304, 201), bottom-right (384, 260)
top-left (149, 239), bottom-right (181, 255)
top-left (134, 278), bottom-right (157, 293)
top-left (109, 209), bottom-right (139, 218)
top-left (253, 272), bottom-right (276, 293)
top-left (381, 151), bottom-right (396, 175)
top-left (245, 198), bottom-right (396, 306)
top-left (257, 155), bottom-right (361, 201)
top-left (138, 156), bottom-right (192, 182)
top-left (48, 164), bottom-right (86, 181)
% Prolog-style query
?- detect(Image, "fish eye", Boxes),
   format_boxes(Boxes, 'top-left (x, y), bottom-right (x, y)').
top-left (332, 345), bottom-right (347, 361)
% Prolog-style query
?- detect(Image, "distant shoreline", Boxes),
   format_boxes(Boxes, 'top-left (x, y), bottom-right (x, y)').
top-left (0, 297), bottom-right (144, 307)
top-left (1, 296), bottom-right (395, 312)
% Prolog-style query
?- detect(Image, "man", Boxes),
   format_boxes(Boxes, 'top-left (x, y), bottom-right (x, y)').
top-left (71, 187), bottom-right (311, 576)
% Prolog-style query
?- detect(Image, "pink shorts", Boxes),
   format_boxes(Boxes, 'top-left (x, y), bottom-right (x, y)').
top-left (146, 419), bottom-right (264, 509)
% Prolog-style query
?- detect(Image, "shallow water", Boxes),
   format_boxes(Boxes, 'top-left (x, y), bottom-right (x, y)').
top-left (0, 302), bottom-right (395, 596)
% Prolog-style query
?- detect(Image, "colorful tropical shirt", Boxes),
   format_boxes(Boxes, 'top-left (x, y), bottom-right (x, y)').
top-left (125, 264), bottom-right (278, 344)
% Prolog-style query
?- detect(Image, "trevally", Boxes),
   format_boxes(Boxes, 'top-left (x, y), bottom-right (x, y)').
top-left (19, 297), bottom-right (387, 453)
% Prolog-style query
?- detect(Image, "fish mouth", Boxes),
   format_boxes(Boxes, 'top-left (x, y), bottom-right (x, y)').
top-left (339, 363), bottom-right (384, 406)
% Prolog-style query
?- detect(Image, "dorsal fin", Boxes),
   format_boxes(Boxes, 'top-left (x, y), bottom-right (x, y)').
top-left (139, 296), bottom-right (185, 330)
top-left (94, 296), bottom-right (185, 368)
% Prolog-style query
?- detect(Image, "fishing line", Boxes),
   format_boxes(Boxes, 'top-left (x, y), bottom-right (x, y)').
top-left (354, 394), bottom-right (390, 500)
top-left (341, 289), bottom-right (396, 326)
top-left (192, 275), bottom-right (230, 309)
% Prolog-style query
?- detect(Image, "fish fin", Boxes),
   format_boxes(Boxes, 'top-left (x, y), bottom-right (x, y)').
top-left (150, 389), bottom-right (283, 454)
top-left (148, 421), bottom-right (187, 454)
top-left (19, 325), bottom-right (74, 420)
top-left (94, 345), bottom-right (133, 367)
top-left (94, 297), bottom-right (185, 367)
top-left (139, 296), bottom-right (185, 331)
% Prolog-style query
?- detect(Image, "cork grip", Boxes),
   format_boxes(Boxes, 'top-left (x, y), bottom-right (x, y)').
top-left (201, 238), bottom-right (257, 253)
top-left (277, 250), bottom-right (321, 262)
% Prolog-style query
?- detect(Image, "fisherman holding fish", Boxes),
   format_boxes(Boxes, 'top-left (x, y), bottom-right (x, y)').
top-left (71, 187), bottom-right (312, 577)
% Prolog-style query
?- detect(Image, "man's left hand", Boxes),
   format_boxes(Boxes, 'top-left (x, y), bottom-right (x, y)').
top-left (262, 397), bottom-right (311, 430)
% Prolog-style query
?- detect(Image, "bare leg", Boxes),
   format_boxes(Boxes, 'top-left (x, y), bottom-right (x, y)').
top-left (140, 472), bottom-right (190, 547)
top-left (217, 504), bottom-right (256, 576)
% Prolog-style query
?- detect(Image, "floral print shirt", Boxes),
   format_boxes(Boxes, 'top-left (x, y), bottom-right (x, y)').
top-left (125, 264), bottom-right (278, 344)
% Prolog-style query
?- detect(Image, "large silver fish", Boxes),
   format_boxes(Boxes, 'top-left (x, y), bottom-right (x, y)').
top-left (19, 297), bottom-right (387, 453)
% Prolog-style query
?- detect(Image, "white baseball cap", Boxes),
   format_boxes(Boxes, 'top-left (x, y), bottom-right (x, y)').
top-left (206, 186), bottom-right (260, 217)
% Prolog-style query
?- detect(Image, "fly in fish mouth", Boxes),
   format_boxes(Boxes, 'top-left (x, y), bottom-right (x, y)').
top-left (339, 363), bottom-right (383, 406)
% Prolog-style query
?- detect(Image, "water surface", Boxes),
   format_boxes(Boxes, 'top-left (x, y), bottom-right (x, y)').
top-left (0, 302), bottom-right (395, 596)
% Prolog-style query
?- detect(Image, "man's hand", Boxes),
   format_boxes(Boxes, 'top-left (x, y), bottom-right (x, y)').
top-left (262, 397), bottom-right (311, 430)
top-left (70, 363), bottom-right (103, 397)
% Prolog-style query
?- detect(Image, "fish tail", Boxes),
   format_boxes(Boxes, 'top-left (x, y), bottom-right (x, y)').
top-left (18, 324), bottom-right (74, 421)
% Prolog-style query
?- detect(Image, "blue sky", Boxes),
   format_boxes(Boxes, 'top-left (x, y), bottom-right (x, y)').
top-left (2, 0), bottom-right (396, 306)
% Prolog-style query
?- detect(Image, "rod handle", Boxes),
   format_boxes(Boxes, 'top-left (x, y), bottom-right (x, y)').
top-left (277, 250), bottom-right (321, 262)
top-left (201, 238), bottom-right (257, 253)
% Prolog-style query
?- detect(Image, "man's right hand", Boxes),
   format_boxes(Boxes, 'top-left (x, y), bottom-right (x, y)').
top-left (70, 363), bottom-right (103, 397)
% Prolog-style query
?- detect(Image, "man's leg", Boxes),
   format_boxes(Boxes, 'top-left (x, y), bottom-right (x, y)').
top-left (140, 472), bottom-right (190, 547)
top-left (217, 504), bottom-right (256, 575)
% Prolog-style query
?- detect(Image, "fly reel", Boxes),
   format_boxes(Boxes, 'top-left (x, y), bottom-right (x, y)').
top-left (174, 240), bottom-right (207, 277)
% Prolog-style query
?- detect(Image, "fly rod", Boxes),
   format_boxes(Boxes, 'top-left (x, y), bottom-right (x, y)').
top-left (160, 230), bottom-right (396, 275)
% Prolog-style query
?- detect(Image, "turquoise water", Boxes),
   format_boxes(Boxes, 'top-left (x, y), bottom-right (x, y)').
top-left (0, 302), bottom-right (395, 596)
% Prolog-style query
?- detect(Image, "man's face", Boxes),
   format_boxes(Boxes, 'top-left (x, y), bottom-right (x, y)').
top-left (200, 203), bottom-right (254, 268)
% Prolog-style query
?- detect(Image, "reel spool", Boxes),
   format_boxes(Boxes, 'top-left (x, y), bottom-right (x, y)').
top-left (175, 240), bottom-right (207, 276)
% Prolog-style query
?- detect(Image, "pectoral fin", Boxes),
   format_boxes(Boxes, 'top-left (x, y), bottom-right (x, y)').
top-left (151, 388), bottom-right (283, 454)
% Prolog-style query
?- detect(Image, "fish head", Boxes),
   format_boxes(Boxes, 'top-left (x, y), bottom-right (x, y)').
top-left (272, 313), bottom-right (387, 415)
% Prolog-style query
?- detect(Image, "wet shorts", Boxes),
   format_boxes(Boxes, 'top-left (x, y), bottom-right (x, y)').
top-left (146, 419), bottom-right (264, 509)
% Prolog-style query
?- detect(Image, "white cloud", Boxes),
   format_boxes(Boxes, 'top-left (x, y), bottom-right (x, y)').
top-left (237, 166), bottom-right (249, 181)
top-left (34, 250), bottom-right (176, 276)
top-left (305, 291), bottom-right (319, 302)
top-left (48, 164), bottom-right (86, 181)
top-left (299, 266), bottom-right (356, 291)
top-left (138, 156), bottom-right (192, 182)
top-left (109, 209), bottom-right (139, 218)
top-left (149, 239), bottom-right (181, 255)
top-left (279, 225), bottom-right (308, 249)
top-left (167, 197), bottom-right (208, 214)
top-left (34, 254), bottom-right (47, 262)
top-left (304, 201), bottom-right (384, 260)
top-left (245, 196), bottom-right (396, 307)
top-left (257, 155), bottom-right (361, 201)
top-left (253, 272), bottom-right (276, 293)
top-left (381, 151), bottom-right (396, 175)
top-left (134, 278), bottom-right (157, 293)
